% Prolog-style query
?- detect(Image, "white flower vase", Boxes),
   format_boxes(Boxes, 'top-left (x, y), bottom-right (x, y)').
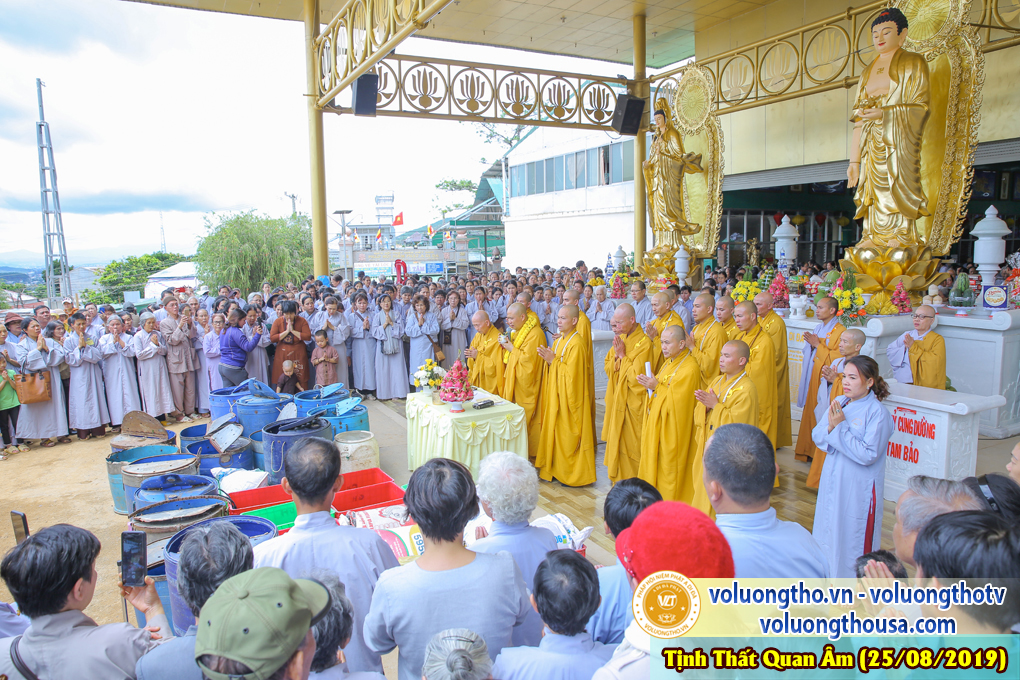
top-left (449, 401), bottom-right (465, 413)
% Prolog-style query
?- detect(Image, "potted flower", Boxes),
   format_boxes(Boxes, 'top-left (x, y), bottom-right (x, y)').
top-left (414, 360), bottom-right (447, 404)
top-left (439, 359), bottom-right (473, 413)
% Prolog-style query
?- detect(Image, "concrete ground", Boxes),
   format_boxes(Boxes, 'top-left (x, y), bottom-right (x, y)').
top-left (0, 400), bottom-right (1016, 676)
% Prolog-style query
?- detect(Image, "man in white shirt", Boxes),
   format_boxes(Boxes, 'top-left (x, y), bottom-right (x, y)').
top-left (704, 423), bottom-right (830, 578)
top-left (254, 438), bottom-right (399, 676)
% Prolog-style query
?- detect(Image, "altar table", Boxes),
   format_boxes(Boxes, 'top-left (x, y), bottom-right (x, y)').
top-left (405, 389), bottom-right (528, 475)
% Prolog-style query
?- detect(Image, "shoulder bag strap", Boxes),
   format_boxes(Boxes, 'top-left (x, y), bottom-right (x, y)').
top-left (10, 636), bottom-right (40, 680)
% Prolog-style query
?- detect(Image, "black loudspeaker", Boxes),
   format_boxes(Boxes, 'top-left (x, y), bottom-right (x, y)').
top-left (611, 94), bottom-right (646, 135)
top-left (351, 73), bottom-right (378, 117)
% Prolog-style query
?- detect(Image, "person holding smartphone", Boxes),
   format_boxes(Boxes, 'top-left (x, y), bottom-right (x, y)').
top-left (0, 524), bottom-right (169, 678)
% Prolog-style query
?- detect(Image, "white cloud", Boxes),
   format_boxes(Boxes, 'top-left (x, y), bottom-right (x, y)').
top-left (0, 0), bottom-right (639, 264)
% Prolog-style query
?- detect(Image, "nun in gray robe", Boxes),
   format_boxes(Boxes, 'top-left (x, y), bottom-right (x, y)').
top-left (15, 327), bottom-right (68, 442)
top-left (243, 318), bottom-right (271, 385)
top-left (317, 306), bottom-right (351, 389)
top-left (99, 324), bottom-right (141, 428)
top-left (133, 314), bottom-right (177, 419)
top-left (439, 298), bottom-right (470, 368)
top-left (64, 323), bottom-right (110, 435)
top-left (346, 301), bottom-right (377, 393)
top-left (370, 301), bottom-right (407, 401)
top-left (405, 303), bottom-right (440, 384)
top-left (192, 316), bottom-right (211, 414)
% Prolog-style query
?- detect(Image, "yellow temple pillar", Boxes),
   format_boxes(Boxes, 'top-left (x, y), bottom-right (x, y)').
top-left (304, 0), bottom-right (329, 276)
top-left (633, 14), bottom-right (647, 269)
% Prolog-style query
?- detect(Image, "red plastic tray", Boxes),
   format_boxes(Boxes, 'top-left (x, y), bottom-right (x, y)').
top-left (331, 481), bottom-right (405, 514)
top-left (229, 468), bottom-right (394, 515)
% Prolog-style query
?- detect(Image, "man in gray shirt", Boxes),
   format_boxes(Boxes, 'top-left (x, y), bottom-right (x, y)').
top-left (135, 521), bottom-right (254, 680)
top-left (0, 524), bottom-right (169, 680)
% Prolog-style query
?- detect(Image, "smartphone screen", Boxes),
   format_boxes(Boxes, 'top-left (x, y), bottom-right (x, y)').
top-left (121, 531), bottom-right (148, 588)
top-left (11, 511), bottom-right (28, 545)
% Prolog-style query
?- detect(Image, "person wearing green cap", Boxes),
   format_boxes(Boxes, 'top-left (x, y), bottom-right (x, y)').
top-left (194, 567), bottom-right (330, 680)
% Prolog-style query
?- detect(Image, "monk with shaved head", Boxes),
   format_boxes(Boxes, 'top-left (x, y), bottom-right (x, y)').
top-left (715, 295), bottom-right (737, 338)
top-left (535, 304), bottom-right (596, 486)
top-left (643, 291), bottom-right (684, 372)
top-left (464, 309), bottom-right (503, 395)
top-left (733, 301), bottom-right (779, 448)
top-left (755, 291), bottom-right (792, 448)
top-left (795, 296), bottom-right (845, 468)
top-left (807, 327), bottom-right (866, 487)
top-left (636, 324), bottom-right (701, 501)
top-left (562, 288), bottom-right (596, 450)
top-left (602, 303), bottom-right (652, 483)
top-left (687, 292), bottom-right (728, 386)
top-left (886, 304), bottom-right (946, 390)
top-left (500, 302), bottom-right (547, 456)
top-left (691, 339), bottom-right (760, 516)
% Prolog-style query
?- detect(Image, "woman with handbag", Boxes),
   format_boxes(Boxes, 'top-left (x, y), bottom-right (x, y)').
top-left (405, 294), bottom-right (440, 388)
top-left (370, 294), bottom-right (407, 401)
top-left (440, 290), bottom-right (470, 369)
top-left (14, 317), bottom-right (70, 447)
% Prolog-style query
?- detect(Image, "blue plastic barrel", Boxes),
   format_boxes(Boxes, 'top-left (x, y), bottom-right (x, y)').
top-left (235, 394), bottom-right (294, 437)
top-left (249, 430), bottom-right (265, 470)
top-left (106, 445), bottom-right (180, 515)
top-left (293, 387), bottom-right (348, 417)
top-left (134, 562), bottom-right (175, 632)
top-left (178, 424), bottom-right (210, 453)
top-left (262, 417), bottom-right (332, 484)
top-left (186, 439), bottom-right (254, 477)
top-left (308, 405), bottom-right (370, 439)
top-left (134, 474), bottom-right (219, 512)
top-left (208, 381), bottom-right (252, 423)
top-left (122, 453), bottom-right (201, 514)
top-left (163, 515), bottom-right (278, 635)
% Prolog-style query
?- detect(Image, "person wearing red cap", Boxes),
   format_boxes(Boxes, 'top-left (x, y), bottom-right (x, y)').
top-left (592, 501), bottom-right (734, 680)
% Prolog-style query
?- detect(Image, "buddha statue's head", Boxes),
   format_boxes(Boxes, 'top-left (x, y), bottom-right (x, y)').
top-left (871, 8), bottom-right (909, 56)
top-left (653, 97), bottom-right (670, 130)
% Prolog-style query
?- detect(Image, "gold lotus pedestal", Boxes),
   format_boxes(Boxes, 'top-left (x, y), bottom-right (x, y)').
top-left (840, 245), bottom-right (948, 307)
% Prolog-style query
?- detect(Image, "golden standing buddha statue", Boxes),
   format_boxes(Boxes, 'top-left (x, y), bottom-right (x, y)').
top-left (848, 8), bottom-right (930, 249)
top-left (639, 98), bottom-right (704, 279)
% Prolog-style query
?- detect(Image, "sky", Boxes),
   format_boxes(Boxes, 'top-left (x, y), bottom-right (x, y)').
top-left (0, 0), bottom-right (631, 265)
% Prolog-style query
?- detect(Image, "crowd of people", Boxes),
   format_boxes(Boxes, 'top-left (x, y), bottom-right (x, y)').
top-left (1, 432), bottom-right (1017, 680)
top-left (1, 259), bottom-right (1017, 680)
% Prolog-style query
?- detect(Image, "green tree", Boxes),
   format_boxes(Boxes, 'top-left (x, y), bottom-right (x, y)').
top-left (82, 251), bottom-right (189, 305)
top-left (433, 178), bottom-right (479, 218)
top-left (194, 211), bottom-right (312, 293)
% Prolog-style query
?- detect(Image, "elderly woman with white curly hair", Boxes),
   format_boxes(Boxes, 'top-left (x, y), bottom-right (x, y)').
top-left (585, 285), bottom-right (615, 331)
top-left (472, 451), bottom-right (557, 647)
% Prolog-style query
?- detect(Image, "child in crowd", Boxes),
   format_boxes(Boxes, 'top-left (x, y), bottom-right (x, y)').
top-left (310, 330), bottom-right (339, 388)
top-left (276, 360), bottom-right (304, 394)
top-left (0, 354), bottom-right (23, 458)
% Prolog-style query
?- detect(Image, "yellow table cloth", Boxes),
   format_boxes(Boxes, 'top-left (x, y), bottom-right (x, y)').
top-left (405, 389), bottom-right (528, 475)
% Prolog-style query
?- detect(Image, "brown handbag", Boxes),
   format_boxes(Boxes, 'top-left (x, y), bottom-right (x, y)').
top-left (14, 370), bottom-right (52, 404)
top-left (431, 340), bottom-right (446, 364)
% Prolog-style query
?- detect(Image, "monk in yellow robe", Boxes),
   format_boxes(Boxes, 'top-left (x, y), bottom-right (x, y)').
top-left (886, 305), bottom-right (946, 389)
top-left (500, 302), bottom-right (546, 457)
top-left (687, 293), bottom-right (726, 387)
top-left (535, 305), bottom-right (596, 486)
top-left (715, 296), bottom-right (738, 339)
top-left (794, 297), bottom-right (844, 463)
top-left (643, 292), bottom-right (684, 372)
top-left (636, 325), bottom-right (700, 502)
top-left (465, 310), bottom-right (503, 396)
top-left (602, 303), bottom-right (652, 483)
top-left (691, 340), bottom-right (759, 516)
top-left (733, 301), bottom-right (778, 448)
top-left (755, 292), bottom-right (792, 448)
top-left (563, 289), bottom-right (596, 451)
top-left (807, 328), bottom-right (864, 488)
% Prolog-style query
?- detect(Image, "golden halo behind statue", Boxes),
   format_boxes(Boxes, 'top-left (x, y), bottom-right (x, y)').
top-left (897, 0), bottom-right (961, 53)
top-left (671, 65), bottom-right (714, 135)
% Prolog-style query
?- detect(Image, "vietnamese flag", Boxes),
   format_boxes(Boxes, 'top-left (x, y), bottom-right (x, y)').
top-left (392, 212), bottom-right (404, 227)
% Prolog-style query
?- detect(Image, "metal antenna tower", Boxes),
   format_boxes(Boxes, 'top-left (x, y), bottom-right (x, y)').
top-left (159, 211), bottom-right (167, 253)
top-left (36, 78), bottom-right (71, 306)
top-left (284, 192), bottom-right (298, 215)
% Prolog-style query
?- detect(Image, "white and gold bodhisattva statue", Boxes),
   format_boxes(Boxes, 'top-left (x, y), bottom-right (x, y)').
top-left (847, 7), bottom-right (929, 248)
top-left (640, 98), bottom-right (703, 279)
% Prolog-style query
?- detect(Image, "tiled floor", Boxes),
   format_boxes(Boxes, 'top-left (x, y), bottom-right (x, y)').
top-left (372, 397), bottom-right (1020, 568)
